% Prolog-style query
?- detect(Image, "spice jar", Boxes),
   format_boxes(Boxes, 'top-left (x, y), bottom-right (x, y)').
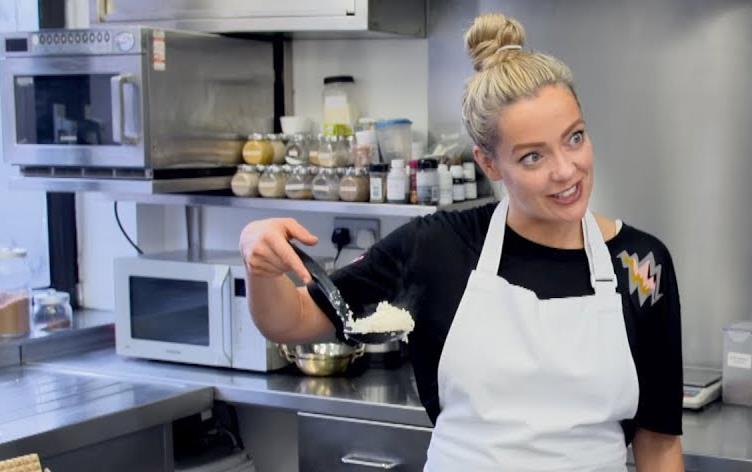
top-left (242, 133), bottom-right (274, 165)
top-left (31, 289), bottom-right (73, 333)
top-left (309, 134), bottom-right (323, 166)
top-left (417, 158), bottom-right (439, 205)
top-left (354, 130), bottom-right (378, 168)
top-left (284, 134), bottom-right (310, 166)
top-left (339, 167), bottom-right (370, 202)
top-left (317, 135), bottom-right (336, 167)
top-left (231, 165), bottom-right (260, 197)
top-left (285, 166), bottom-right (317, 200)
top-left (387, 159), bottom-right (407, 203)
top-left (0, 247), bottom-right (31, 338)
top-left (369, 163), bottom-right (389, 203)
top-left (258, 165), bottom-right (288, 198)
top-left (312, 167), bottom-right (340, 201)
top-left (267, 133), bottom-right (287, 164)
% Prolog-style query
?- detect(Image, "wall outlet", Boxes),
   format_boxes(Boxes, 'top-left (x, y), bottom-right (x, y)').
top-left (333, 217), bottom-right (380, 250)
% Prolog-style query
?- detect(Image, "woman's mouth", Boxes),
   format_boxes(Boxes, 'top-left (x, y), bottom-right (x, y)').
top-left (549, 182), bottom-right (582, 205)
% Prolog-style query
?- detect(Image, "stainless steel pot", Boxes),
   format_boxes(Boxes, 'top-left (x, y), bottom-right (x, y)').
top-left (280, 342), bottom-right (365, 377)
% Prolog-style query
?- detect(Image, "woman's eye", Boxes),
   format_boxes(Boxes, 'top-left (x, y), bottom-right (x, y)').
top-left (569, 130), bottom-right (585, 146)
top-left (520, 152), bottom-right (542, 166)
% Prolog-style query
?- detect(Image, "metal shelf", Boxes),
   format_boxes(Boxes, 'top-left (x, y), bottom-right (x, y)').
top-left (103, 193), bottom-right (496, 218)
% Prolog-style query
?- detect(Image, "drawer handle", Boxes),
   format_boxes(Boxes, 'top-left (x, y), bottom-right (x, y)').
top-left (341, 453), bottom-right (400, 469)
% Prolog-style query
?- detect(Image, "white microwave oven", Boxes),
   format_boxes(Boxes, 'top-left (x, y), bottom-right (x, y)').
top-left (114, 250), bottom-right (288, 371)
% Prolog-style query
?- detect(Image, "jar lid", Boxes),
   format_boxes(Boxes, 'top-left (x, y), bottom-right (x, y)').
top-left (33, 289), bottom-right (70, 306)
top-left (369, 163), bottom-right (389, 173)
top-left (375, 119), bottom-right (413, 129)
top-left (320, 168), bottom-right (335, 176)
top-left (418, 158), bottom-right (439, 170)
top-left (265, 165), bottom-right (281, 174)
top-left (323, 75), bottom-right (355, 85)
top-left (256, 164), bottom-right (267, 173)
top-left (0, 247), bottom-right (27, 259)
top-left (280, 164), bottom-right (292, 173)
top-left (237, 164), bottom-right (256, 173)
top-left (265, 133), bottom-right (281, 140)
top-left (354, 167), bottom-right (369, 176)
top-left (248, 132), bottom-right (266, 140)
top-left (292, 133), bottom-right (309, 141)
top-left (307, 166), bottom-right (320, 175)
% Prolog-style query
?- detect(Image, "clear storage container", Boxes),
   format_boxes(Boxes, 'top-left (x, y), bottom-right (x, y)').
top-left (32, 289), bottom-right (73, 333)
top-left (375, 119), bottom-right (412, 164)
top-left (323, 75), bottom-right (358, 137)
top-left (723, 321), bottom-right (752, 406)
top-left (0, 248), bottom-right (31, 338)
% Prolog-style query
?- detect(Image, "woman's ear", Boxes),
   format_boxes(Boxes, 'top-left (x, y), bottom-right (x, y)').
top-left (473, 145), bottom-right (503, 181)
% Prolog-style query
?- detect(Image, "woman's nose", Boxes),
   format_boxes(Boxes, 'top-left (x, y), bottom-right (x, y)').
top-left (550, 151), bottom-right (577, 182)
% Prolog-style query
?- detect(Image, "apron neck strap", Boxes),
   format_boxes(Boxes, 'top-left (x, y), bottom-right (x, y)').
top-left (476, 199), bottom-right (617, 293)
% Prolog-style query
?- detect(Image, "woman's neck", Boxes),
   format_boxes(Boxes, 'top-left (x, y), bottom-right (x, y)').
top-left (506, 204), bottom-right (584, 249)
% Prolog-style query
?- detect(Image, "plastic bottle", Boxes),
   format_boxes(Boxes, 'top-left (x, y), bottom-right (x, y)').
top-left (450, 165), bottom-right (466, 202)
top-left (387, 159), bottom-right (407, 203)
top-left (438, 164), bottom-right (453, 206)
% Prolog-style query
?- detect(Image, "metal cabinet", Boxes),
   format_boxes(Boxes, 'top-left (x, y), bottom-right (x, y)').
top-left (298, 412), bottom-right (432, 471)
top-left (89, 0), bottom-right (426, 38)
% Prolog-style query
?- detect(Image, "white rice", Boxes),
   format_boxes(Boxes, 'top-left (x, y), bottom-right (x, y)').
top-left (345, 301), bottom-right (415, 334)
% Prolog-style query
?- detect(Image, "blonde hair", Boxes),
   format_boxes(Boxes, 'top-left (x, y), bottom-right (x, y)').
top-left (462, 13), bottom-right (577, 154)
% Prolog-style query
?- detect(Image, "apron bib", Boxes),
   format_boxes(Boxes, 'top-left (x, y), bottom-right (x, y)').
top-left (424, 199), bottom-right (639, 472)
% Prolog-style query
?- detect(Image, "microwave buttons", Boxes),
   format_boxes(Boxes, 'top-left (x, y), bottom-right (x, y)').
top-left (96, 32), bottom-right (103, 42)
top-left (115, 32), bottom-right (135, 52)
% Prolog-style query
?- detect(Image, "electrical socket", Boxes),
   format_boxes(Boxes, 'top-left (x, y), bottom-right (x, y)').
top-left (333, 217), bottom-right (380, 250)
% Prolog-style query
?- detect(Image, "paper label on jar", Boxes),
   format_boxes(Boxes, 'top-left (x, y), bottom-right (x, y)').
top-left (287, 149), bottom-right (298, 157)
top-left (318, 153), bottom-right (333, 166)
top-left (370, 179), bottom-right (383, 200)
top-left (313, 185), bottom-right (331, 193)
top-left (728, 352), bottom-right (752, 369)
top-left (285, 183), bottom-right (305, 191)
top-left (340, 184), bottom-right (357, 193)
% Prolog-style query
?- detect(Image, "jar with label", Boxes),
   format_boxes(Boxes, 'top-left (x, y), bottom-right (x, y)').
top-left (312, 168), bottom-right (340, 201)
top-left (231, 165), bottom-right (260, 197)
top-left (31, 289), bottom-right (73, 333)
top-left (354, 130), bottom-right (378, 168)
top-left (284, 134), bottom-right (310, 166)
top-left (339, 167), bottom-right (370, 202)
top-left (369, 163), bottom-right (389, 203)
top-left (450, 164), bottom-right (466, 202)
top-left (438, 163), bottom-right (453, 206)
top-left (417, 158), bottom-right (439, 205)
top-left (285, 166), bottom-right (316, 200)
top-left (387, 159), bottom-right (407, 203)
top-left (0, 247), bottom-right (31, 338)
top-left (408, 160), bottom-right (419, 204)
top-left (267, 133), bottom-right (287, 164)
top-left (463, 162), bottom-right (478, 200)
top-left (242, 133), bottom-right (274, 165)
top-left (317, 135), bottom-right (336, 167)
top-left (258, 165), bottom-right (288, 198)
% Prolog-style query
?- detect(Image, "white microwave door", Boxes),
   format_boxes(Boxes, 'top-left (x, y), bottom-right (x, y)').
top-left (114, 258), bottom-right (232, 367)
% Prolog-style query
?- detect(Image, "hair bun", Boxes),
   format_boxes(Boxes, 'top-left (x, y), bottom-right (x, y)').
top-left (465, 13), bottom-right (526, 72)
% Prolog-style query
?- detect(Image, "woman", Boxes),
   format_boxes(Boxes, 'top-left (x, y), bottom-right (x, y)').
top-left (239, 13), bottom-right (684, 471)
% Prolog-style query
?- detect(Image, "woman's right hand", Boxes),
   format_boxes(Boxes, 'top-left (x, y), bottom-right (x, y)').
top-left (239, 218), bottom-right (319, 284)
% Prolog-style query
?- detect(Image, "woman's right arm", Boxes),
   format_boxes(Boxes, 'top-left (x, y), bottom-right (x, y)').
top-left (239, 218), bottom-right (335, 344)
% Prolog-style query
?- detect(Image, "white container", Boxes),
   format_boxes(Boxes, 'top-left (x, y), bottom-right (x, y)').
top-left (280, 116), bottom-right (312, 135)
top-left (375, 119), bottom-right (412, 164)
top-left (323, 76), bottom-right (358, 136)
top-left (723, 321), bottom-right (752, 406)
top-left (450, 164), bottom-right (466, 202)
top-left (438, 164), bottom-right (453, 206)
top-left (463, 162), bottom-right (478, 200)
top-left (386, 159), bottom-right (407, 203)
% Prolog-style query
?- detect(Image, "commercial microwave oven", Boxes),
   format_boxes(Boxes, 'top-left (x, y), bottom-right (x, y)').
top-left (0, 27), bottom-right (275, 193)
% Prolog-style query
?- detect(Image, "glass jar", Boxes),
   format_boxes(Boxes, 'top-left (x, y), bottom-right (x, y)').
top-left (284, 134), bottom-right (310, 166)
top-left (242, 133), bottom-right (274, 165)
top-left (230, 165), bottom-right (260, 197)
top-left (285, 166), bottom-right (317, 200)
top-left (309, 134), bottom-right (323, 166)
top-left (339, 167), bottom-right (370, 202)
top-left (369, 163), bottom-right (389, 203)
top-left (0, 247), bottom-right (31, 338)
top-left (317, 136), bottom-right (337, 167)
top-left (312, 168), bottom-right (340, 201)
top-left (258, 165), bottom-right (288, 198)
top-left (267, 133), bottom-right (287, 164)
top-left (354, 129), bottom-right (378, 168)
top-left (31, 289), bottom-right (73, 333)
top-left (323, 75), bottom-right (358, 137)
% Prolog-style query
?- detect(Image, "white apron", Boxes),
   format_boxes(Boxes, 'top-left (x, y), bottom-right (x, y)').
top-left (424, 199), bottom-right (639, 472)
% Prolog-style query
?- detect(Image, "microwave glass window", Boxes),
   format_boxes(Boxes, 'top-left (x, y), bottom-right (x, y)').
top-left (14, 74), bottom-right (119, 145)
top-left (129, 276), bottom-right (210, 346)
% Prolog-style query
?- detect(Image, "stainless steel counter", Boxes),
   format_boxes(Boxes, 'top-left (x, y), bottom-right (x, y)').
top-left (30, 348), bottom-right (431, 428)
top-left (0, 363), bottom-right (213, 460)
top-left (22, 347), bottom-right (752, 470)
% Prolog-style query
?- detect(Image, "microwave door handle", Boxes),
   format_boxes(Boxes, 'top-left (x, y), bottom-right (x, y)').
top-left (110, 74), bottom-right (126, 144)
top-left (213, 267), bottom-right (232, 364)
top-left (121, 76), bottom-right (140, 145)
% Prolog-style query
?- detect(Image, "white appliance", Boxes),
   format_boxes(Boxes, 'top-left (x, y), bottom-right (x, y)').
top-left (683, 367), bottom-right (722, 410)
top-left (114, 251), bottom-right (287, 371)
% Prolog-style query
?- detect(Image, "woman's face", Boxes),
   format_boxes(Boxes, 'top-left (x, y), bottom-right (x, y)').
top-left (476, 84), bottom-right (593, 225)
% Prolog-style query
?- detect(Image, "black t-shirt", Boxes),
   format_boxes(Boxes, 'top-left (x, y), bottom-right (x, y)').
top-left (307, 202), bottom-right (683, 442)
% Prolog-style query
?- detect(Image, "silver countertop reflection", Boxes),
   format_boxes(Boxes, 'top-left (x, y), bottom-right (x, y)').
top-left (0, 364), bottom-right (213, 459)
top-left (31, 347), bottom-right (432, 427)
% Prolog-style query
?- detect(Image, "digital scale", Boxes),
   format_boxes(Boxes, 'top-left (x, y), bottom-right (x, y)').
top-left (683, 367), bottom-right (722, 410)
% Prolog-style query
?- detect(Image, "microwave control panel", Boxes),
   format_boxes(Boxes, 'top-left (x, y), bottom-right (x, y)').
top-left (3, 29), bottom-right (143, 56)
